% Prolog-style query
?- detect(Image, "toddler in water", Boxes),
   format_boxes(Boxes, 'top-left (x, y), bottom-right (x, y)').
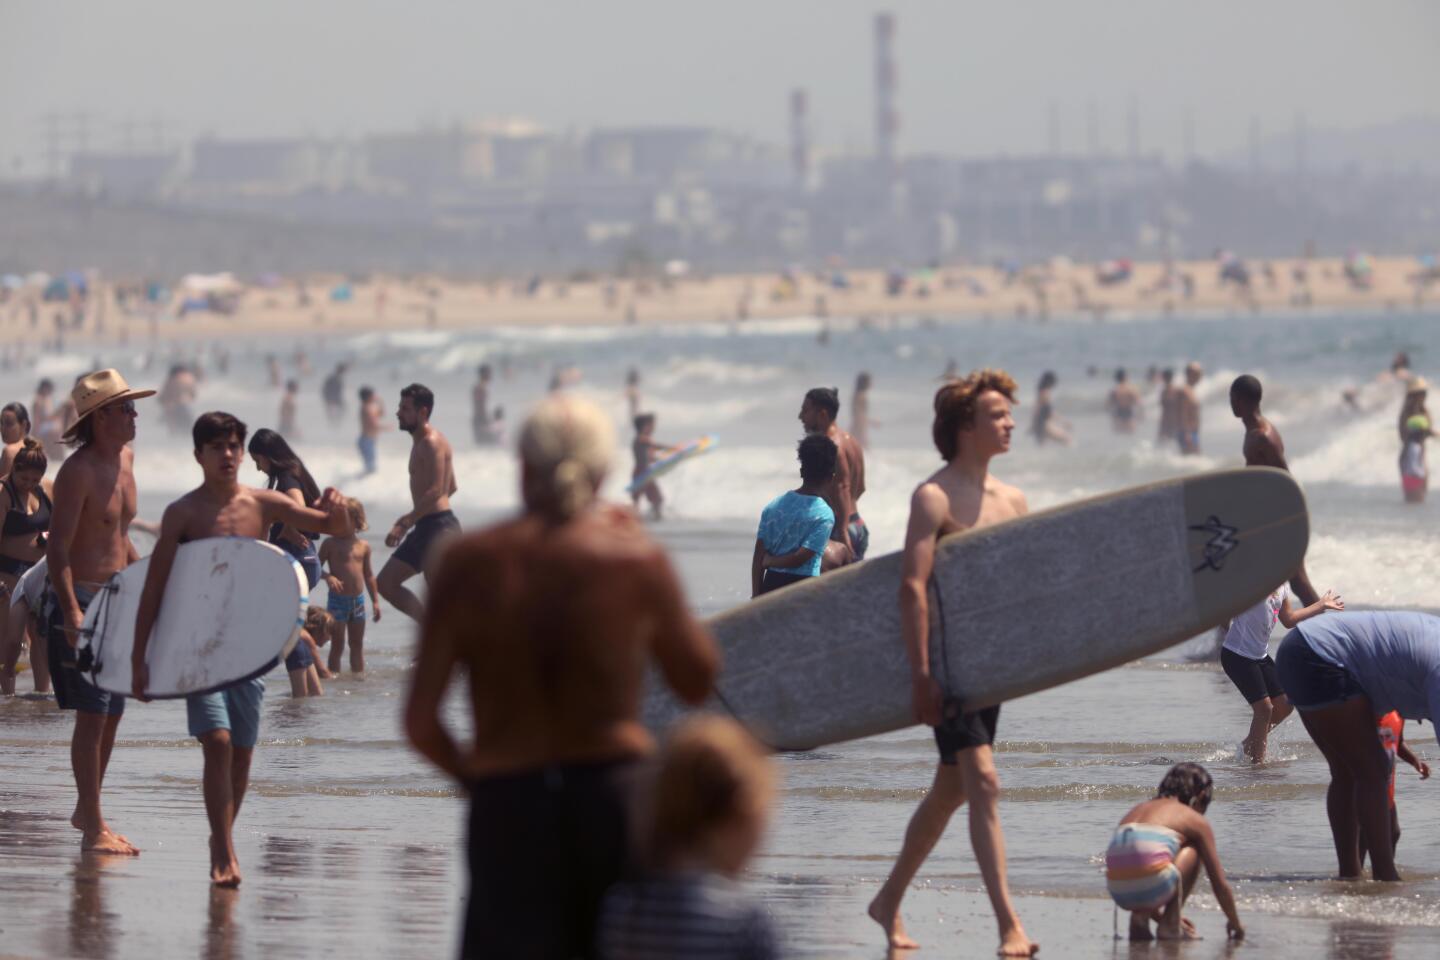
top-left (1361, 712), bottom-right (1431, 868)
top-left (288, 606), bottom-right (334, 697)
top-left (1399, 414), bottom-right (1429, 503)
top-left (1106, 763), bottom-right (1244, 942)
top-left (630, 413), bottom-right (669, 521)
top-left (598, 716), bottom-right (780, 960)
top-left (318, 497), bottom-right (381, 674)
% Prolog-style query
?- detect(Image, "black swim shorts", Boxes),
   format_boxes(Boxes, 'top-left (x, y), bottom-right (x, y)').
top-left (464, 759), bottom-right (641, 960)
top-left (935, 700), bottom-right (1000, 764)
top-left (1220, 647), bottom-right (1285, 705)
top-left (391, 510), bottom-right (461, 572)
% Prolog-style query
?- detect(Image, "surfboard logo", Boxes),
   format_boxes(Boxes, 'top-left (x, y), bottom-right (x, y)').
top-left (1189, 515), bottom-right (1239, 572)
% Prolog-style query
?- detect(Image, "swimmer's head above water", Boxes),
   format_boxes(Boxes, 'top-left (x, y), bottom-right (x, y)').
top-left (519, 396), bottom-right (614, 521)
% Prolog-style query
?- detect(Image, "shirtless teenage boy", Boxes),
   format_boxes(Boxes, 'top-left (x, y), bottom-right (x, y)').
top-left (798, 387), bottom-right (868, 561)
top-left (131, 411), bottom-right (352, 886)
top-left (380, 384), bottom-right (458, 624)
top-left (869, 369), bottom-right (1037, 957)
top-left (1229, 374), bottom-right (1320, 606)
top-left (1177, 362), bottom-right (1203, 455)
top-left (406, 396), bottom-right (718, 959)
top-left (46, 369), bottom-right (154, 856)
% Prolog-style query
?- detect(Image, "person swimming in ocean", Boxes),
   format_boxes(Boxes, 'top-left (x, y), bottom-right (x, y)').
top-left (1029, 371), bottom-right (1072, 446)
top-left (1106, 763), bottom-right (1244, 942)
top-left (1106, 368), bottom-right (1142, 434)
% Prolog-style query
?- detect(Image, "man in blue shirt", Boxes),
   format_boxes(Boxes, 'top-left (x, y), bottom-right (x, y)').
top-left (751, 435), bottom-right (838, 597)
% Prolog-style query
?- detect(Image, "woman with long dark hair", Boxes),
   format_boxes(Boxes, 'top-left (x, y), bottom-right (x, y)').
top-left (247, 428), bottom-right (322, 584)
top-left (0, 401), bottom-right (32, 480)
top-left (0, 437), bottom-right (52, 694)
top-left (248, 428), bottom-right (332, 688)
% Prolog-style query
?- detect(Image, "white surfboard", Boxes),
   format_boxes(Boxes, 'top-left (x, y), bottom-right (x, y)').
top-left (80, 538), bottom-right (309, 698)
top-left (643, 467), bottom-right (1310, 751)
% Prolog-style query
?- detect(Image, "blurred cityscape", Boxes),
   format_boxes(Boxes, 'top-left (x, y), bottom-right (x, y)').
top-left (2, 13), bottom-right (1437, 277)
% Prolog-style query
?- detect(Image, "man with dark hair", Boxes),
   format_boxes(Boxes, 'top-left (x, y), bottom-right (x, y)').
top-left (46, 369), bottom-right (154, 856)
top-left (1230, 374), bottom-right (1321, 606)
top-left (322, 362), bottom-right (348, 426)
top-left (472, 364), bottom-right (497, 445)
top-left (381, 383), bottom-right (458, 622)
top-left (132, 410), bottom-right (352, 886)
top-left (1157, 368), bottom-right (1179, 443)
top-left (798, 387), bottom-right (867, 563)
top-left (871, 368), bottom-right (1038, 958)
top-left (1107, 367), bottom-right (1142, 434)
top-left (751, 434), bottom-right (839, 597)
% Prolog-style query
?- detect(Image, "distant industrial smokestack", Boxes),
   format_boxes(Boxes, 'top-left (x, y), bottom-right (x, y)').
top-left (790, 88), bottom-right (810, 186)
top-left (874, 12), bottom-right (898, 176)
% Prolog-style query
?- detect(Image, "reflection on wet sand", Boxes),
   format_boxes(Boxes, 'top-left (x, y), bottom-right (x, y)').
top-left (70, 855), bottom-right (124, 960)
top-left (204, 887), bottom-right (242, 960)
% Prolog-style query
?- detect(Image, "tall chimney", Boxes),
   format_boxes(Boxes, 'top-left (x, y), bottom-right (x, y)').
top-left (790, 88), bottom-right (810, 186)
top-left (874, 12), bottom-right (898, 177)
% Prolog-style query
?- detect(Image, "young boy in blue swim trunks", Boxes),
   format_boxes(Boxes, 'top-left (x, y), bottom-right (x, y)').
top-left (319, 497), bottom-right (381, 674)
top-left (1106, 763), bottom-right (1244, 942)
top-left (131, 411), bottom-right (353, 887)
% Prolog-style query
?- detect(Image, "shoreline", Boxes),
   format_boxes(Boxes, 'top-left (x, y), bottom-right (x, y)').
top-left (3, 255), bottom-right (1435, 347)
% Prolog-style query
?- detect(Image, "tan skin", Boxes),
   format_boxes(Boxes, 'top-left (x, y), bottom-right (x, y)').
top-left (405, 469), bottom-right (718, 783)
top-left (1230, 387), bottom-right (1321, 606)
top-left (869, 389), bottom-right (1037, 958)
top-left (131, 431), bottom-right (351, 887)
top-left (0, 408), bottom-right (29, 479)
top-left (798, 399), bottom-right (865, 553)
top-left (47, 398), bottom-right (144, 856)
top-left (380, 395), bottom-right (456, 622)
top-left (1112, 797), bottom-right (1244, 942)
top-left (1106, 377), bottom-right (1142, 433)
top-left (0, 467), bottom-right (54, 694)
top-left (320, 530), bottom-right (380, 673)
top-left (1177, 366), bottom-right (1202, 454)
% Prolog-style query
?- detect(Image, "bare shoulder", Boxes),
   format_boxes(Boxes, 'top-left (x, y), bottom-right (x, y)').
top-left (991, 476), bottom-right (1029, 515)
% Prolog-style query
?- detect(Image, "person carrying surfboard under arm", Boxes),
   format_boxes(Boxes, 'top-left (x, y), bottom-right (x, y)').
top-left (869, 368), bottom-right (1038, 957)
top-left (46, 369), bottom-right (155, 857)
top-left (130, 411), bottom-right (353, 888)
top-left (405, 395), bottom-right (719, 960)
top-left (630, 412), bottom-right (668, 520)
top-left (797, 387), bottom-right (867, 563)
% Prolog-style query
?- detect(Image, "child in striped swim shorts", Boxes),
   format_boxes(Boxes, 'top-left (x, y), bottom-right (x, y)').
top-left (1105, 763), bottom-right (1245, 941)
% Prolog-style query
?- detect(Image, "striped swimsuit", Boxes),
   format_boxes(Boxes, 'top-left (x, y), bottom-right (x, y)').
top-left (1106, 823), bottom-right (1184, 911)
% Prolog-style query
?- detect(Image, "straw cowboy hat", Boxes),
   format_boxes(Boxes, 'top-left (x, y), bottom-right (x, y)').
top-left (63, 369), bottom-right (156, 439)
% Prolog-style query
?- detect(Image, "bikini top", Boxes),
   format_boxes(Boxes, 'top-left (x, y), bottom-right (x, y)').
top-left (2, 477), bottom-right (51, 539)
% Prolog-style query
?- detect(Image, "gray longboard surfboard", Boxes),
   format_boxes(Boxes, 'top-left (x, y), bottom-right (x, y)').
top-left (80, 538), bottom-right (309, 699)
top-left (643, 467), bottom-right (1309, 751)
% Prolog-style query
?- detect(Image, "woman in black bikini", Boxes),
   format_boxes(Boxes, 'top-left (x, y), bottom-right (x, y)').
top-left (0, 437), bottom-right (53, 694)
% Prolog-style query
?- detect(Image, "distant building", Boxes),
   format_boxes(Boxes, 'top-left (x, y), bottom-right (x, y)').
top-left (68, 151), bottom-right (178, 198)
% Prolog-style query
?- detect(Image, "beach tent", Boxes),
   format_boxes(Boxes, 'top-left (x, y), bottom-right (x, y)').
top-left (42, 277), bottom-right (70, 301)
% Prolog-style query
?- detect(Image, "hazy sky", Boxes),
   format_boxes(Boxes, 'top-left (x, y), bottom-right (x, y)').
top-left (2, 0), bottom-right (1436, 171)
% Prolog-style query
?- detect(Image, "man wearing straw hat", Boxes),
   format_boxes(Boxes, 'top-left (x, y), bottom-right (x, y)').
top-left (45, 369), bottom-right (154, 856)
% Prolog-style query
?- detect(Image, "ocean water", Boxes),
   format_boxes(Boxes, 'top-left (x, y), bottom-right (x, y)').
top-left (2, 306), bottom-right (1438, 958)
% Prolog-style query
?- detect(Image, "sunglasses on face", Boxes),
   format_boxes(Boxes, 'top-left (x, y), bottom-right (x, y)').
top-left (102, 400), bottom-right (137, 416)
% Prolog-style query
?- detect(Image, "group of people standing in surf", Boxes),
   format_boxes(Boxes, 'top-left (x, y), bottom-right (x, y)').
top-left (2, 348), bottom-right (1437, 960)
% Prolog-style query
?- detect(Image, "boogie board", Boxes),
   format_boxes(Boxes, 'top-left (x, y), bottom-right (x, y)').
top-left (626, 435), bottom-right (718, 494)
top-left (80, 538), bottom-right (309, 698)
top-left (643, 467), bottom-right (1309, 751)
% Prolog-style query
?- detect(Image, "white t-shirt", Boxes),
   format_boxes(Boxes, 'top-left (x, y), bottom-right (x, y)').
top-left (1223, 586), bottom-right (1287, 660)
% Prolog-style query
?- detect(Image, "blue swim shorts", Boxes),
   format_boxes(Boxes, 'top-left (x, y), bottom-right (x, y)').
top-left (326, 591), bottom-right (366, 623)
top-left (186, 678), bottom-right (265, 749)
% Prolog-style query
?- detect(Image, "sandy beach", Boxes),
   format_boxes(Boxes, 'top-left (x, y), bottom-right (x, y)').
top-left (3, 255), bottom-right (1435, 348)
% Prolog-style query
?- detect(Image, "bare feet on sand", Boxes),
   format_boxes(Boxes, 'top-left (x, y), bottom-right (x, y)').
top-left (867, 896), bottom-right (920, 950)
top-left (209, 835), bottom-right (243, 888)
top-left (82, 829), bottom-right (140, 855)
top-left (998, 928), bottom-right (1040, 957)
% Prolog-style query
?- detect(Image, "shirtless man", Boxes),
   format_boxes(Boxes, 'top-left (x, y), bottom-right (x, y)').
top-left (131, 411), bottom-right (351, 886)
top-left (380, 384), bottom-right (458, 623)
top-left (1229, 374), bottom-right (1320, 606)
top-left (357, 386), bottom-right (386, 475)
top-left (1177, 362), bottom-right (1204, 455)
top-left (1157, 368), bottom-right (1179, 444)
top-left (869, 368), bottom-right (1038, 958)
top-left (1107, 368), bottom-right (1143, 434)
top-left (798, 387), bottom-right (868, 562)
top-left (405, 395), bottom-right (718, 959)
top-left (45, 369), bottom-right (155, 855)
top-left (471, 365), bottom-right (495, 444)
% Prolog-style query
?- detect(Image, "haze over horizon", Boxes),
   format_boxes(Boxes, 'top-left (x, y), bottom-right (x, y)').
top-left (2, 0), bottom-right (1437, 174)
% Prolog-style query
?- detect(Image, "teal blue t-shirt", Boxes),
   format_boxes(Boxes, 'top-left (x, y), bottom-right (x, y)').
top-left (757, 491), bottom-right (835, 577)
